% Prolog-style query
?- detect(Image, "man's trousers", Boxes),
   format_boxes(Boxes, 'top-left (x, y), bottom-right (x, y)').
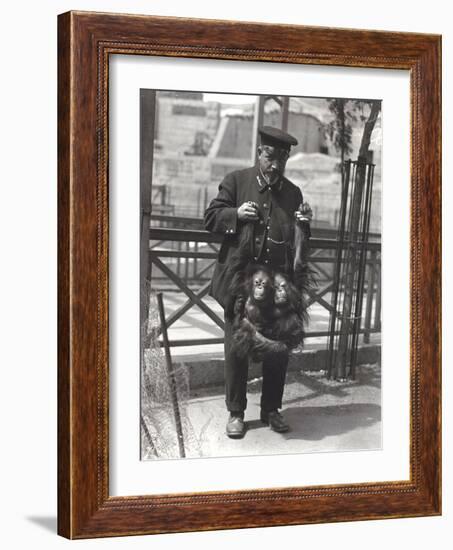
top-left (224, 317), bottom-right (289, 413)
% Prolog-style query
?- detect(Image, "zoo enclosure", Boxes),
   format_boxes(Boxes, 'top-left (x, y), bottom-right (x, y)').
top-left (139, 89), bottom-right (382, 353)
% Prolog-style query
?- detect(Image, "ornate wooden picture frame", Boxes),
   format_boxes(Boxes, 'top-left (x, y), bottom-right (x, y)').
top-left (58, 11), bottom-right (441, 538)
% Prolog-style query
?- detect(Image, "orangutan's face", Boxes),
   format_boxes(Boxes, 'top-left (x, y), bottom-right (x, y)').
top-left (251, 270), bottom-right (273, 303)
top-left (274, 273), bottom-right (289, 305)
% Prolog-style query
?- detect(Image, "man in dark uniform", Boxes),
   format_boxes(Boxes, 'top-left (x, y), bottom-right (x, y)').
top-left (204, 126), bottom-right (312, 438)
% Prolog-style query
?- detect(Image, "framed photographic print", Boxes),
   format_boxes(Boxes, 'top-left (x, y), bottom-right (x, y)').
top-left (58, 11), bottom-right (441, 538)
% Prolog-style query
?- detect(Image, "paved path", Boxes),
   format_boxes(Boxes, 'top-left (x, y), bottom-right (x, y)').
top-left (143, 364), bottom-right (381, 460)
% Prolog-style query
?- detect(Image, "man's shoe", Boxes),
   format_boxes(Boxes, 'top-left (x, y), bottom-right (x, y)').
top-left (260, 410), bottom-right (289, 433)
top-left (226, 412), bottom-right (246, 438)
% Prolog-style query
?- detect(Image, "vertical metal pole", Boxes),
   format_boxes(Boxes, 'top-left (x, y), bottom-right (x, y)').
top-left (363, 250), bottom-right (377, 344)
top-left (140, 90), bottom-right (156, 342)
top-left (337, 153), bottom-right (372, 379)
top-left (352, 161), bottom-right (367, 374)
top-left (349, 162), bottom-right (373, 378)
top-left (281, 96), bottom-right (290, 133)
top-left (336, 161), bottom-right (358, 380)
top-left (251, 96), bottom-right (266, 165)
top-left (197, 187), bottom-right (201, 217)
top-left (176, 241), bottom-right (182, 278)
top-left (328, 99), bottom-right (347, 379)
top-left (140, 415), bottom-right (158, 458)
top-left (203, 186), bottom-right (208, 213)
top-left (157, 293), bottom-right (186, 458)
top-left (327, 159), bottom-right (350, 379)
top-left (374, 259), bottom-right (382, 331)
top-left (140, 90), bottom-right (157, 459)
top-left (185, 240), bottom-right (190, 283)
top-left (194, 241), bottom-right (199, 280)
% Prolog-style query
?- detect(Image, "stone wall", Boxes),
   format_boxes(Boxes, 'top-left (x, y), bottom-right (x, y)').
top-left (156, 97), bottom-right (220, 155)
top-left (215, 112), bottom-right (327, 159)
top-left (152, 151), bottom-right (381, 230)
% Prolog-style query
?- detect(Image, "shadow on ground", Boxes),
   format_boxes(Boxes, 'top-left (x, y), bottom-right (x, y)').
top-left (281, 403), bottom-right (381, 441)
top-left (243, 402), bottom-right (380, 442)
top-left (26, 516), bottom-right (57, 533)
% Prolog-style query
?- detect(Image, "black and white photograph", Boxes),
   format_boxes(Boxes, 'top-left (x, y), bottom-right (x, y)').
top-left (2, 0), bottom-right (446, 546)
top-left (140, 90), bottom-right (382, 460)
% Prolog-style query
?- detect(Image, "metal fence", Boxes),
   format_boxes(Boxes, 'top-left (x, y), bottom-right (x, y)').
top-left (147, 217), bottom-right (381, 348)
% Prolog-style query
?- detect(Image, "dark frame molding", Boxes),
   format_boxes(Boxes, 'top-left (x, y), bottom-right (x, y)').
top-left (58, 11), bottom-right (441, 538)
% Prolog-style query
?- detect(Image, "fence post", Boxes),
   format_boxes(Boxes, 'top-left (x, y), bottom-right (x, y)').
top-left (329, 160), bottom-right (375, 380)
top-left (157, 292), bottom-right (186, 458)
top-left (140, 89), bottom-right (156, 360)
top-left (176, 240), bottom-right (182, 278)
top-left (185, 240), bottom-right (190, 283)
top-left (363, 250), bottom-right (377, 344)
top-left (374, 259), bottom-right (381, 331)
top-left (281, 96), bottom-right (290, 132)
top-left (251, 96), bottom-right (265, 164)
top-left (193, 241), bottom-right (199, 280)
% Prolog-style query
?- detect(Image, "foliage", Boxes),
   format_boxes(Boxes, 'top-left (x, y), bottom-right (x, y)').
top-left (324, 99), bottom-right (380, 158)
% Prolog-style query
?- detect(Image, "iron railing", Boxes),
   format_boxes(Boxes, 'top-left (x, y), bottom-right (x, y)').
top-left (327, 159), bottom-right (377, 380)
top-left (148, 223), bottom-right (381, 348)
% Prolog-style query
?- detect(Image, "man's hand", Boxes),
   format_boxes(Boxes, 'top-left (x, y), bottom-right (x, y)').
top-left (237, 201), bottom-right (259, 222)
top-left (295, 202), bottom-right (313, 224)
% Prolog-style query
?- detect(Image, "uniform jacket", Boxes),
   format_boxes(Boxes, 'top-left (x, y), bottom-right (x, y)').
top-left (204, 165), bottom-right (305, 308)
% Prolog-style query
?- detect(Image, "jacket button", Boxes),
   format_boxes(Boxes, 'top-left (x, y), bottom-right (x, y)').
top-left (263, 203), bottom-right (268, 208)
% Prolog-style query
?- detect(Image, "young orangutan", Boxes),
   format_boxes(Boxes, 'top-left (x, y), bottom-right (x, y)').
top-left (225, 204), bottom-right (315, 360)
top-left (270, 272), bottom-right (306, 349)
top-left (231, 268), bottom-right (307, 360)
top-left (230, 265), bottom-right (288, 361)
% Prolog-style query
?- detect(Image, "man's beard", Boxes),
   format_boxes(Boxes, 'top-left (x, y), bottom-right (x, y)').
top-left (263, 171), bottom-right (281, 186)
